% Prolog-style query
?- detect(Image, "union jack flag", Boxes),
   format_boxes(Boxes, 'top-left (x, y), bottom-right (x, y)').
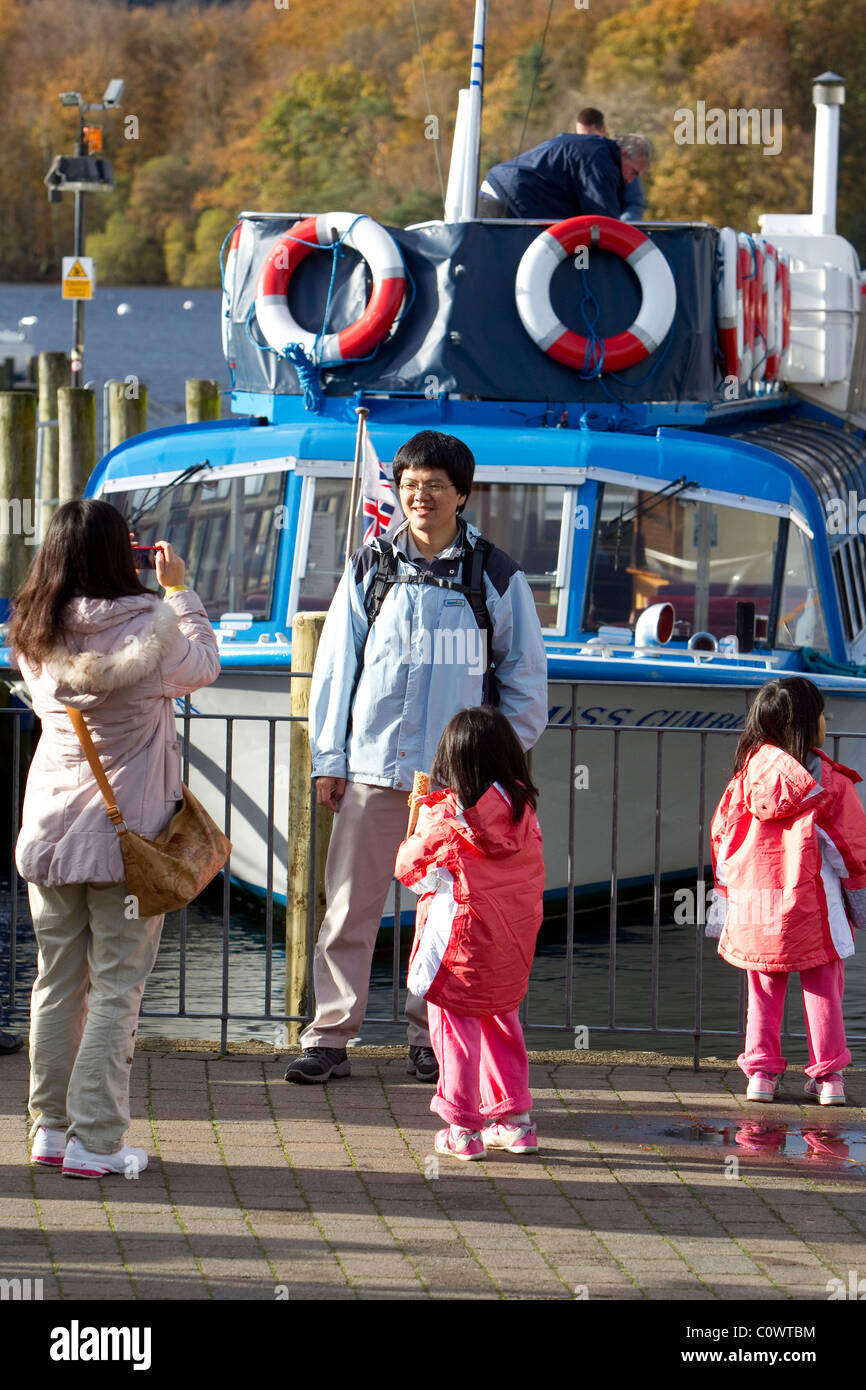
top-left (362, 434), bottom-right (404, 543)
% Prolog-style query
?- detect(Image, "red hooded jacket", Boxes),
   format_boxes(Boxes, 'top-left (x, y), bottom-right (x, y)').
top-left (394, 784), bottom-right (544, 1016)
top-left (711, 745), bottom-right (866, 972)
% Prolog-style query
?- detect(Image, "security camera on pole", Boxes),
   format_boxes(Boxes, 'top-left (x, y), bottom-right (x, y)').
top-left (44, 79), bottom-right (125, 379)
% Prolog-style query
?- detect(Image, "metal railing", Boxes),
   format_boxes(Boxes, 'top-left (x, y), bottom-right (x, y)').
top-left (2, 691), bottom-right (865, 1065)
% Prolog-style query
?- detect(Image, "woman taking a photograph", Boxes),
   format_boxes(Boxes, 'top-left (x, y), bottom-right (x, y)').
top-left (9, 499), bottom-right (219, 1178)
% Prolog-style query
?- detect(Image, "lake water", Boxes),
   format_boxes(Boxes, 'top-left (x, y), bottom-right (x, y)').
top-left (0, 282), bottom-right (230, 433)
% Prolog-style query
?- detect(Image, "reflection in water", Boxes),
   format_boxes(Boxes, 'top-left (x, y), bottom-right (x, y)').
top-left (661, 1117), bottom-right (866, 1170)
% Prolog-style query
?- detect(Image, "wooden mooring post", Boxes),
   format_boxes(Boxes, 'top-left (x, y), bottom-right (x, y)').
top-left (107, 379), bottom-right (148, 451)
top-left (58, 387), bottom-right (96, 501)
top-left (287, 611), bottom-right (331, 1042)
top-left (37, 352), bottom-right (70, 540)
top-left (186, 379), bottom-right (221, 423)
top-left (0, 391), bottom-right (37, 597)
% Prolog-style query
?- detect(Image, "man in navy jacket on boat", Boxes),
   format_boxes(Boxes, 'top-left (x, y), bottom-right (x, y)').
top-left (575, 107), bottom-right (647, 222)
top-left (285, 430), bottom-right (548, 1086)
top-left (478, 120), bottom-right (650, 221)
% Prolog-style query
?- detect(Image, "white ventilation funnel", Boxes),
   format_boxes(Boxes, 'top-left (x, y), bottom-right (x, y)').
top-left (812, 72), bottom-right (845, 236)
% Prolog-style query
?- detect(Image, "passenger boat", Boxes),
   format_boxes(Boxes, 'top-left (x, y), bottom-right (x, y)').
top-left (3, 16), bottom-right (866, 913)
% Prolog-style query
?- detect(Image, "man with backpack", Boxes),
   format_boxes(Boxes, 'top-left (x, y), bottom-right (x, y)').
top-left (285, 430), bottom-right (548, 1084)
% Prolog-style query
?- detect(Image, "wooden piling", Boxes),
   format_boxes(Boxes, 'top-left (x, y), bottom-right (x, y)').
top-left (185, 378), bottom-right (222, 423)
top-left (37, 352), bottom-right (69, 539)
top-left (108, 378), bottom-right (148, 450)
top-left (0, 360), bottom-right (13, 391)
top-left (0, 391), bottom-right (37, 598)
top-left (58, 387), bottom-right (96, 501)
top-left (287, 611), bottom-right (331, 1043)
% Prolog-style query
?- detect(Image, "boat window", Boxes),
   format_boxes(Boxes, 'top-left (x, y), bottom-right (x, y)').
top-left (296, 479), bottom-right (353, 610)
top-left (113, 471), bottom-right (288, 622)
top-left (584, 485), bottom-right (779, 641)
top-left (462, 482), bottom-right (567, 629)
top-left (777, 526), bottom-right (830, 651)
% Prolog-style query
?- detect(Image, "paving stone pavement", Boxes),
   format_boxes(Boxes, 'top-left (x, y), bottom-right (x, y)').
top-left (1, 1047), bottom-right (864, 1302)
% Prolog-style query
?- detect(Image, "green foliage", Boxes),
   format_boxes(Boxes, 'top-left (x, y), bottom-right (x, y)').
top-left (180, 209), bottom-right (235, 288)
top-left (85, 212), bottom-right (165, 285)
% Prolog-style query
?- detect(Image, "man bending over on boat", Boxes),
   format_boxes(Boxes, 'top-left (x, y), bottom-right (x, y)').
top-left (478, 121), bottom-right (651, 222)
top-left (575, 107), bottom-right (647, 223)
top-left (285, 430), bottom-right (548, 1085)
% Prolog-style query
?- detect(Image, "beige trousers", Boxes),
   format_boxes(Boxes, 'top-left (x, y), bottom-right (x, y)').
top-left (300, 782), bottom-right (430, 1049)
top-left (27, 881), bottom-right (164, 1154)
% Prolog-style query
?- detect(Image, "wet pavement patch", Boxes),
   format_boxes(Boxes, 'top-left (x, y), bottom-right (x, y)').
top-left (657, 1116), bottom-right (866, 1170)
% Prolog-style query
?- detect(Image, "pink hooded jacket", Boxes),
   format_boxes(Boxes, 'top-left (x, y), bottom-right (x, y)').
top-left (711, 744), bottom-right (866, 972)
top-left (395, 784), bottom-right (544, 1016)
top-left (15, 591), bottom-right (219, 886)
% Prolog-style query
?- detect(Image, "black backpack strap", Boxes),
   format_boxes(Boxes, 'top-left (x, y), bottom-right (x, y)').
top-left (364, 543), bottom-right (400, 624)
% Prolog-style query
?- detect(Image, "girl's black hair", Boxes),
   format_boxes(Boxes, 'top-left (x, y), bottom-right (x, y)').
top-left (430, 706), bottom-right (538, 822)
top-left (733, 676), bottom-right (825, 774)
top-left (8, 498), bottom-right (148, 666)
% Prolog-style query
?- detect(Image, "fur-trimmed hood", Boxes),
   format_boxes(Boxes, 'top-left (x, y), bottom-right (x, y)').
top-left (38, 596), bottom-right (181, 702)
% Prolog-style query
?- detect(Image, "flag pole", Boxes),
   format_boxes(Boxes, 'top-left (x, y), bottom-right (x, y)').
top-left (345, 404), bottom-right (369, 565)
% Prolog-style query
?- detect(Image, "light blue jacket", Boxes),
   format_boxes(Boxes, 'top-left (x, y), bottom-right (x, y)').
top-left (309, 519), bottom-right (549, 789)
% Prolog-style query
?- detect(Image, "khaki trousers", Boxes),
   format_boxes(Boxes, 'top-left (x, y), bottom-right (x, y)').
top-left (27, 882), bottom-right (164, 1154)
top-left (300, 782), bottom-right (430, 1049)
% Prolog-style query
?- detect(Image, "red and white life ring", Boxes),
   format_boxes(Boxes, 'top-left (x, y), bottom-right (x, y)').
top-left (737, 234), bottom-right (757, 383)
top-left (515, 216), bottom-right (676, 373)
top-left (756, 238), bottom-right (781, 381)
top-left (777, 250), bottom-right (792, 368)
top-left (221, 222), bottom-right (243, 364)
top-left (254, 212), bottom-right (406, 364)
top-left (716, 227), bottom-right (744, 382)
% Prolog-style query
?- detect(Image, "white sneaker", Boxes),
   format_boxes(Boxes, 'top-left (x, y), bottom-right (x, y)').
top-left (30, 1126), bottom-right (67, 1167)
top-left (62, 1136), bottom-right (148, 1179)
top-left (746, 1071), bottom-right (780, 1101)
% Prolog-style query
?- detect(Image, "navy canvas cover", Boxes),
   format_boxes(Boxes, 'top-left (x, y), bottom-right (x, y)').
top-left (225, 216), bottom-right (720, 404)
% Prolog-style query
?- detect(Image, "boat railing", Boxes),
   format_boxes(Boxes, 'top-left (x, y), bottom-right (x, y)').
top-left (1, 695), bottom-right (864, 1067)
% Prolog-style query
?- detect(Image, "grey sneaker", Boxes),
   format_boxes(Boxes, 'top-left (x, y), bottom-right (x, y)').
top-left (407, 1045), bottom-right (439, 1083)
top-left (284, 1047), bottom-right (351, 1084)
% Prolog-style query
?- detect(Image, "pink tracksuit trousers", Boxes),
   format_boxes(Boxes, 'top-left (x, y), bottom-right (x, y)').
top-left (740, 959), bottom-right (851, 1079)
top-left (427, 1004), bottom-right (533, 1130)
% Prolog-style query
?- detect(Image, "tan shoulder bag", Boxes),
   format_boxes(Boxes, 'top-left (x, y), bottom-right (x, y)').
top-left (66, 706), bottom-right (232, 917)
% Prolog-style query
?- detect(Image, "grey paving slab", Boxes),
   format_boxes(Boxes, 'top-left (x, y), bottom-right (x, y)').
top-left (1, 1048), bottom-right (863, 1301)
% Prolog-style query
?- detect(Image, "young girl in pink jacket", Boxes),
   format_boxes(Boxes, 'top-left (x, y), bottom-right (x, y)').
top-left (710, 676), bottom-right (866, 1106)
top-left (395, 707), bottom-right (545, 1160)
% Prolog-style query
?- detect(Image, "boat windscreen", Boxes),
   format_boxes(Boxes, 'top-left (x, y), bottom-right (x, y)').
top-left (112, 471), bottom-right (288, 622)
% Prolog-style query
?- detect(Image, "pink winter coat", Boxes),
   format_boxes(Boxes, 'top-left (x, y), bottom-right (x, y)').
top-left (394, 784), bottom-right (544, 1016)
top-left (711, 744), bottom-right (866, 972)
top-left (14, 591), bottom-right (219, 885)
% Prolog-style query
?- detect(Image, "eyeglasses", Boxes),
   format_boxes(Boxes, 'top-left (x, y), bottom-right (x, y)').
top-left (398, 480), bottom-right (454, 497)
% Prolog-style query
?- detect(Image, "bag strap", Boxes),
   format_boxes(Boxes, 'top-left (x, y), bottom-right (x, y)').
top-left (64, 706), bottom-right (128, 836)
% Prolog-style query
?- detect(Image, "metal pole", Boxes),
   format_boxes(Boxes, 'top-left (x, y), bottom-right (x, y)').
top-left (460, 0), bottom-right (487, 220)
top-left (71, 117), bottom-right (86, 379)
top-left (345, 405), bottom-right (369, 564)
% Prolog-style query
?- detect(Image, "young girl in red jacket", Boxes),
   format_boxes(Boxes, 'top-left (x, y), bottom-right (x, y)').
top-left (395, 707), bottom-right (545, 1160)
top-left (710, 676), bottom-right (866, 1106)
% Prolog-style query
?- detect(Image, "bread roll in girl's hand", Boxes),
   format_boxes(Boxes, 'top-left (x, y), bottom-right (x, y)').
top-left (406, 772), bottom-right (430, 836)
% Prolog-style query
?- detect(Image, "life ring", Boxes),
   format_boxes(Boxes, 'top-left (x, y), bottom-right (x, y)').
top-left (515, 215), bottom-right (676, 373)
top-left (716, 227), bottom-right (743, 381)
top-left (777, 250), bottom-right (791, 368)
top-left (221, 222), bottom-right (243, 364)
top-left (737, 234), bottom-right (757, 383)
top-left (751, 239), bottom-right (767, 383)
top-left (254, 212), bottom-right (406, 364)
top-left (757, 239), bottom-right (780, 381)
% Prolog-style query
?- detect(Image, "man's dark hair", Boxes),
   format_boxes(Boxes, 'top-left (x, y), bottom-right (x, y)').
top-left (577, 106), bottom-right (605, 130)
top-left (392, 431), bottom-right (475, 514)
top-left (431, 706), bottom-right (538, 823)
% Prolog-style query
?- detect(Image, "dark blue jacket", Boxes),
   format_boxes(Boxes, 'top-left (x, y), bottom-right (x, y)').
top-left (484, 133), bottom-right (624, 220)
top-left (621, 176), bottom-right (646, 222)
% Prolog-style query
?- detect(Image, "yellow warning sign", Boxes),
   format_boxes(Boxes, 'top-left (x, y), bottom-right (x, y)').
top-left (62, 255), bottom-right (95, 300)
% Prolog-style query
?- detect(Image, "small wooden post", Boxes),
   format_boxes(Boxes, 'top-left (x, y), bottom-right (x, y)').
top-left (186, 379), bottom-right (221, 423)
top-left (58, 387), bottom-right (96, 501)
top-left (37, 352), bottom-right (70, 540)
top-left (108, 378), bottom-right (148, 450)
top-left (0, 360), bottom-right (13, 391)
top-left (0, 391), bottom-right (37, 597)
top-left (287, 611), bottom-right (331, 1043)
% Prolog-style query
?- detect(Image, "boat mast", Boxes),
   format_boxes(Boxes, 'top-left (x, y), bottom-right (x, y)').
top-left (445, 0), bottom-right (487, 222)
